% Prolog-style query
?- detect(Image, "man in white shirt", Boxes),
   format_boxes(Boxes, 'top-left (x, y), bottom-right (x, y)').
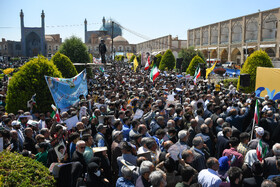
top-left (198, 157), bottom-right (222, 187)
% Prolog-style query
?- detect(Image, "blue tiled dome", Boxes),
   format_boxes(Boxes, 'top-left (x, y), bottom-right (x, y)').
top-left (100, 19), bottom-right (122, 38)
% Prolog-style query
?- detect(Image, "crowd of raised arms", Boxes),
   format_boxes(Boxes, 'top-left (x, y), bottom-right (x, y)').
top-left (1, 63), bottom-right (280, 187)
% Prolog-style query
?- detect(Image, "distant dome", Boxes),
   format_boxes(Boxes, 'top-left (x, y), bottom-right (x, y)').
top-left (111, 36), bottom-right (129, 44)
top-left (100, 19), bottom-right (122, 38)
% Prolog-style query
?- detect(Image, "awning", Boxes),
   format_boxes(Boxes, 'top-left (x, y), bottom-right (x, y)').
top-left (260, 44), bottom-right (276, 48)
top-left (242, 46), bottom-right (256, 49)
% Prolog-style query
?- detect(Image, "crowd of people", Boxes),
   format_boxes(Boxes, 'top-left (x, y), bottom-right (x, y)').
top-left (0, 62), bottom-right (280, 187)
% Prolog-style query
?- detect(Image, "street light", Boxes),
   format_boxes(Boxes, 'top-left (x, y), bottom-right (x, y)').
top-left (208, 50), bottom-right (211, 67)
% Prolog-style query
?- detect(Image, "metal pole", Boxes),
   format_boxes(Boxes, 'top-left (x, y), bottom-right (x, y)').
top-left (111, 21), bottom-right (114, 62)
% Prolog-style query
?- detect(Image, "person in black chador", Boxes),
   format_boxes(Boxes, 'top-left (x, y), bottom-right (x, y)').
top-left (99, 39), bottom-right (107, 64)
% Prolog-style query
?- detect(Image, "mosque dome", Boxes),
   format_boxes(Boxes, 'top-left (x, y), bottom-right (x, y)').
top-left (100, 18), bottom-right (122, 38)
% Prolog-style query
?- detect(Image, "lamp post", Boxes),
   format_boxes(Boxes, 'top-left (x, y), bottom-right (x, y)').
top-left (208, 50), bottom-right (211, 67)
top-left (111, 21), bottom-right (114, 61)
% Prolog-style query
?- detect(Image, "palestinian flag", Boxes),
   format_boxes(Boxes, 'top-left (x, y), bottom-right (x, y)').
top-left (144, 60), bottom-right (149, 70)
top-left (193, 66), bottom-right (201, 85)
top-left (150, 66), bottom-right (160, 82)
top-left (254, 99), bottom-right (260, 125)
top-left (256, 139), bottom-right (267, 161)
top-left (51, 104), bottom-right (61, 123)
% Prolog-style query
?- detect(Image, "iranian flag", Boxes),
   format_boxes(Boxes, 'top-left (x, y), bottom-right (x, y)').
top-left (144, 60), bottom-right (149, 70)
top-left (147, 56), bottom-right (151, 65)
top-left (193, 66), bottom-right (201, 85)
top-left (51, 104), bottom-right (61, 123)
top-left (150, 66), bottom-right (160, 82)
top-left (251, 99), bottom-right (260, 140)
top-left (256, 139), bottom-right (267, 161)
top-left (254, 99), bottom-right (260, 125)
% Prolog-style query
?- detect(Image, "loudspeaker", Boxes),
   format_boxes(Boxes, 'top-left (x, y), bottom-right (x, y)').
top-left (240, 74), bottom-right (250, 87)
top-left (176, 58), bottom-right (183, 69)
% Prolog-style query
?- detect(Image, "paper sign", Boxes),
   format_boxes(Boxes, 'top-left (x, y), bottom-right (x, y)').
top-left (0, 137), bottom-right (3, 152)
top-left (64, 116), bottom-right (79, 130)
top-left (165, 101), bottom-right (179, 109)
top-left (133, 109), bottom-right (144, 120)
top-left (79, 106), bottom-right (87, 120)
top-left (167, 95), bottom-right (175, 101)
top-left (54, 141), bottom-right (66, 161)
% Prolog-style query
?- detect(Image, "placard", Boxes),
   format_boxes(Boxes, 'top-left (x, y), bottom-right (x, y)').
top-left (64, 115), bottom-right (79, 130)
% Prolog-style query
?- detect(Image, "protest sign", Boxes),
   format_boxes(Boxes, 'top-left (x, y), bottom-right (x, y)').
top-left (64, 115), bottom-right (79, 130)
top-left (54, 141), bottom-right (66, 161)
top-left (133, 109), bottom-right (144, 120)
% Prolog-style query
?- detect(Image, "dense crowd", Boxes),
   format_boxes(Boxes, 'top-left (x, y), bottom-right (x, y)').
top-left (0, 62), bottom-right (280, 187)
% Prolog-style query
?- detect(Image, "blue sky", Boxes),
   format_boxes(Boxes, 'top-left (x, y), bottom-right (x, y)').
top-left (0, 0), bottom-right (279, 44)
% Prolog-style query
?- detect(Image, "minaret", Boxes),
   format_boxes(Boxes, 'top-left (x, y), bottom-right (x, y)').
top-left (84, 19), bottom-right (87, 43)
top-left (41, 10), bottom-right (45, 56)
top-left (102, 17), bottom-right (105, 27)
top-left (20, 9), bottom-right (26, 56)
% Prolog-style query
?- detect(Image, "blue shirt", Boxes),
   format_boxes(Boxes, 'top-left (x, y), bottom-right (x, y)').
top-left (97, 132), bottom-right (106, 147)
top-left (83, 146), bottom-right (94, 164)
top-left (122, 124), bottom-right (131, 141)
top-left (116, 177), bottom-right (135, 187)
top-left (198, 168), bottom-right (222, 187)
top-left (69, 142), bottom-right (76, 159)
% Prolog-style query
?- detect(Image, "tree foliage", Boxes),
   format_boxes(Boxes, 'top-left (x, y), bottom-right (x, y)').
top-left (178, 47), bottom-right (205, 72)
top-left (129, 55), bottom-right (136, 63)
top-left (6, 55), bottom-right (62, 113)
top-left (186, 55), bottom-right (206, 75)
top-left (237, 50), bottom-right (273, 93)
top-left (151, 53), bottom-right (162, 67)
top-left (59, 36), bottom-right (90, 73)
top-left (51, 52), bottom-right (78, 78)
top-left (0, 151), bottom-right (56, 186)
top-left (159, 49), bottom-right (175, 70)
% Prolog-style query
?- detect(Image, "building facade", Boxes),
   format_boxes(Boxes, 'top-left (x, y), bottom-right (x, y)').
top-left (136, 35), bottom-right (187, 58)
top-left (84, 17), bottom-right (136, 57)
top-left (187, 7), bottom-right (280, 64)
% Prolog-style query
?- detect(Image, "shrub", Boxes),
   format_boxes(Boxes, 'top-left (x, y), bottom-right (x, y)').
top-left (186, 55), bottom-right (206, 76)
top-left (0, 151), bottom-right (56, 186)
top-left (220, 78), bottom-right (238, 88)
top-left (214, 67), bottom-right (226, 76)
top-left (6, 55), bottom-right (62, 113)
top-left (179, 47), bottom-right (205, 72)
top-left (151, 53), bottom-right (162, 67)
top-left (159, 49), bottom-right (175, 70)
top-left (51, 52), bottom-right (78, 78)
top-left (237, 50), bottom-right (273, 93)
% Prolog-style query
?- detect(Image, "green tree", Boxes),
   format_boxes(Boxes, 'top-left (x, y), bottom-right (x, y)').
top-left (51, 52), bottom-right (78, 78)
top-left (237, 50), bottom-right (273, 93)
top-left (129, 55), bottom-right (136, 62)
top-left (89, 53), bottom-right (93, 63)
top-left (179, 47), bottom-right (205, 72)
top-left (59, 36), bottom-right (90, 73)
top-left (6, 55), bottom-right (62, 113)
top-left (186, 55), bottom-right (206, 75)
top-left (0, 151), bottom-right (56, 186)
top-left (151, 53), bottom-right (162, 67)
top-left (159, 49), bottom-right (175, 70)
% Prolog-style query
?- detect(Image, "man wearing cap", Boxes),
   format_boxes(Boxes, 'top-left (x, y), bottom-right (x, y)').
top-left (12, 120), bottom-right (25, 147)
top-left (94, 123), bottom-right (108, 147)
top-left (248, 127), bottom-right (269, 152)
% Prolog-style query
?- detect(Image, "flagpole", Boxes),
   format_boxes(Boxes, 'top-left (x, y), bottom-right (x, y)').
top-left (250, 118), bottom-right (255, 141)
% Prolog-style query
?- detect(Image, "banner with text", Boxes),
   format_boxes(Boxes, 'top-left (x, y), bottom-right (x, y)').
top-left (45, 69), bottom-right (88, 111)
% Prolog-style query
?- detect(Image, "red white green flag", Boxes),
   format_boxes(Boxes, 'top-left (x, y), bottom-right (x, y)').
top-left (150, 66), bottom-right (160, 82)
top-left (254, 99), bottom-right (260, 125)
top-left (256, 139), bottom-right (267, 161)
top-left (144, 60), bottom-right (149, 70)
top-left (51, 104), bottom-right (61, 123)
top-left (193, 66), bottom-right (201, 85)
